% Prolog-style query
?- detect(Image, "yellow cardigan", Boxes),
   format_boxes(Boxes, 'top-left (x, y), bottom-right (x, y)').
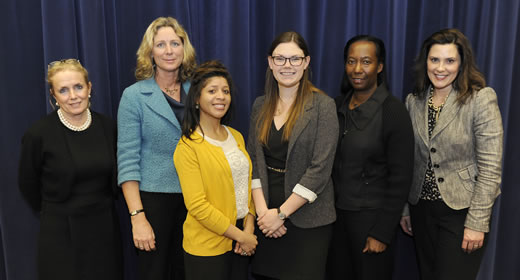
top-left (173, 127), bottom-right (255, 256)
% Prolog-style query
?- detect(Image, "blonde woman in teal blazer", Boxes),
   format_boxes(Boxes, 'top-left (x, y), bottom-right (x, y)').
top-left (117, 17), bottom-right (196, 280)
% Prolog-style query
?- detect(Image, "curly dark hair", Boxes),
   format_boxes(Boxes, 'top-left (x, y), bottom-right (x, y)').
top-left (181, 60), bottom-right (236, 140)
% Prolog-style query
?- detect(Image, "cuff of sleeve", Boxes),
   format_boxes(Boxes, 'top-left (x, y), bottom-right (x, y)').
top-left (293, 183), bottom-right (317, 203)
top-left (251, 179), bottom-right (262, 190)
top-left (464, 209), bottom-right (492, 233)
top-left (402, 203), bottom-right (410, 216)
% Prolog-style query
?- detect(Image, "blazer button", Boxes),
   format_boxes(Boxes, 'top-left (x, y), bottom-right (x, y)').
top-left (430, 147), bottom-right (436, 153)
top-left (438, 177), bottom-right (444, 183)
top-left (433, 164), bottom-right (439, 168)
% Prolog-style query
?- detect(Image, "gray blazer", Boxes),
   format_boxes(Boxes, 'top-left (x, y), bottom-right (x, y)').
top-left (247, 92), bottom-right (339, 228)
top-left (405, 87), bottom-right (503, 232)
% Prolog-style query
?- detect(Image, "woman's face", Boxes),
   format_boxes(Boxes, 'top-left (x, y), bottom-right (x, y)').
top-left (197, 76), bottom-right (231, 123)
top-left (152, 26), bottom-right (184, 75)
top-left (345, 41), bottom-right (382, 94)
top-left (268, 42), bottom-right (310, 90)
top-left (427, 43), bottom-right (461, 92)
top-left (50, 70), bottom-right (91, 118)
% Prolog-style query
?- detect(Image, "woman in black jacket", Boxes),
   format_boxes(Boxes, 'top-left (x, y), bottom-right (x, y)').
top-left (327, 35), bottom-right (414, 280)
top-left (18, 59), bottom-right (121, 280)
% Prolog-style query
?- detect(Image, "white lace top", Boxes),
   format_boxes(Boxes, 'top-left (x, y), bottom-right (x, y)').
top-left (200, 126), bottom-right (250, 219)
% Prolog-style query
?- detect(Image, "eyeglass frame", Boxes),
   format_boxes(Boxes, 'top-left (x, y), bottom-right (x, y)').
top-left (270, 55), bottom-right (307, 66)
top-left (47, 59), bottom-right (81, 69)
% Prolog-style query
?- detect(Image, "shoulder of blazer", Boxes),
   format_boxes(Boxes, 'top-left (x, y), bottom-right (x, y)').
top-left (122, 78), bottom-right (158, 97)
top-left (25, 111), bottom-right (61, 137)
top-left (250, 95), bottom-right (266, 119)
top-left (92, 111), bottom-right (116, 141)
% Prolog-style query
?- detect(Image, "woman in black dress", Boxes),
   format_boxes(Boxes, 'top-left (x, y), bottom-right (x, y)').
top-left (18, 59), bottom-right (121, 280)
top-left (247, 31), bottom-right (338, 280)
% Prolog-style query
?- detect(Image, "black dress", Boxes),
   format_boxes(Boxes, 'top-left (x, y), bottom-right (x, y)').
top-left (252, 122), bottom-right (332, 280)
top-left (19, 111), bottom-right (121, 280)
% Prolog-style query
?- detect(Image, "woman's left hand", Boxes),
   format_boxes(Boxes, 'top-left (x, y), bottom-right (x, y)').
top-left (235, 242), bottom-right (255, 257)
top-left (257, 208), bottom-right (285, 236)
top-left (462, 227), bottom-right (485, 253)
top-left (362, 236), bottom-right (387, 253)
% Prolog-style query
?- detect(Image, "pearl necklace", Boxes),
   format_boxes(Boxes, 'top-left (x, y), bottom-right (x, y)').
top-left (57, 108), bottom-right (92, 131)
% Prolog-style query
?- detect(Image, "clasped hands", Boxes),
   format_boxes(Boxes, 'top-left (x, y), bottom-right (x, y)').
top-left (257, 208), bottom-right (287, 238)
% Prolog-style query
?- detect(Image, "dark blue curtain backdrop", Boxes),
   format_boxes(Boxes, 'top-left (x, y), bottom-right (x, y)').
top-left (1, 1), bottom-right (519, 279)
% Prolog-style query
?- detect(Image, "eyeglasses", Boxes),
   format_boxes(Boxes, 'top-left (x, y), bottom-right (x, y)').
top-left (47, 59), bottom-right (80, 69)
top-left (271, 56), bottom-right (306, 66)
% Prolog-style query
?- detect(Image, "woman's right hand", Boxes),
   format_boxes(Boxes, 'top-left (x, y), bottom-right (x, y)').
top-left (238, 231), bottom-right (258, 255)
top-left (131, 214), bottom-right (156, 251)
top-left (400, 216), bottom-right (413, 236)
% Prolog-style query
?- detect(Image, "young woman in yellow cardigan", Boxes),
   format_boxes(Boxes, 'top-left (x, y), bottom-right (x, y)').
top-left (173, 60), bottom-right (257, 280)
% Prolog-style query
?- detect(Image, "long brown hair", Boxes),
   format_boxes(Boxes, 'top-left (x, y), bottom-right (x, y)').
top-left (413, 28), bottom-right (485, 104)
top-left (256, 31), bottom-right (323, 144)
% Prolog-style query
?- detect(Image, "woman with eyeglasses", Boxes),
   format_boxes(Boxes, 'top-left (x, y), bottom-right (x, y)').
top-left (247, 31), bottom-right (339, 280)
top-left (18, 59), bottom-right (121, 280)
top-left (117, 17), bottom-right (196, 279)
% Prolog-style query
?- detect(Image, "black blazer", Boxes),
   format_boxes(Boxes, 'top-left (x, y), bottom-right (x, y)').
top-left (333, 85), bottom-right (414, 244)
top-left (18, 110), bottom-right (117, 212)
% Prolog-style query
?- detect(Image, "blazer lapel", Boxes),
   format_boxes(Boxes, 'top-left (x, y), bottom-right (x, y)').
top-left (431, 88), bottom-right (460, 140)
top-left (141, 79), bottom-right (181, 129)
top-left (416, 94), bottom-right (429, 146)
top-left (287, 96), bottom-right (314, 158)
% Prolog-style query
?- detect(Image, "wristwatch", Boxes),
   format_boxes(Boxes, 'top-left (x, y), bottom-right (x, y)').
top-left (130, 209), bottom-right (145, 216)
top-left (277, 208), bottom-right (287, 220)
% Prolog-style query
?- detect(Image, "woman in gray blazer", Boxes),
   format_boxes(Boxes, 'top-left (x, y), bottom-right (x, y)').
top-left (400, 29), bottom-right (503, 280)
top-left (247, 31), bottom-right (338, 280)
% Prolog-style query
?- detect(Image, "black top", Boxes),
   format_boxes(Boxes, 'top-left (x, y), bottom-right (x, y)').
top-left (263, 122), bottom-right (288, 208)
top-left (61, 119), bottom-right (113, 208)
top-left (333, 85), bottom-right (414, 244)
top-left (163, 86), bottom-right (186, 123)
top-left (18, 111), bottom-right (117, 212)
top-left (419, 103), bottom-right (443, 200)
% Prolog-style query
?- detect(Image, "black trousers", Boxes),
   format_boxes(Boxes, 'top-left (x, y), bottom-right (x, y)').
top-left (410, 200), bottom-right (486, 280)
top-left (327, 209), bottom-right (394, 280)
top-left (183, 219), bottom-right (249, 280)
top-left (137, 192), bottom-right (187, 280)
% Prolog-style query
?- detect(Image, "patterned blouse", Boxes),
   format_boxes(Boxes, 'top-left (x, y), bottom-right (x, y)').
top-left (420, 96), bottom-right (443, 201)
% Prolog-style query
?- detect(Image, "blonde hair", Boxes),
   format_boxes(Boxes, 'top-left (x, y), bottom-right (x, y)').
top-left (135, 17), bottom-right (196, 82)
top-left (47, 59), bottom-right (89, 92)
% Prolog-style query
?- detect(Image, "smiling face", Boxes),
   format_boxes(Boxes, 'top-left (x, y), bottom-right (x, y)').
top-left (152, 26), bottom-right (184, 75)
top-left (427, 43), bottom-right (461, 93)
top-left (50, 70), bottom-right (91, 119)
top-left (345, 41), bottom-right (383, 95)
top-left (268, 42), bottom-right (310, 90)
top-left (197, 76), bottom-right (231, 123)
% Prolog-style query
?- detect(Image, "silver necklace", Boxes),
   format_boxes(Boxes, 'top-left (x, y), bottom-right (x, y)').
top-left (57, 108), bottom-right (92, 131)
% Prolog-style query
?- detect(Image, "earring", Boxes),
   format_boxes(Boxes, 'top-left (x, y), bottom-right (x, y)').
top-left (195, 104), bottom-right (199, 109)
top-left (55, 102), bottom-right (59, 106)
